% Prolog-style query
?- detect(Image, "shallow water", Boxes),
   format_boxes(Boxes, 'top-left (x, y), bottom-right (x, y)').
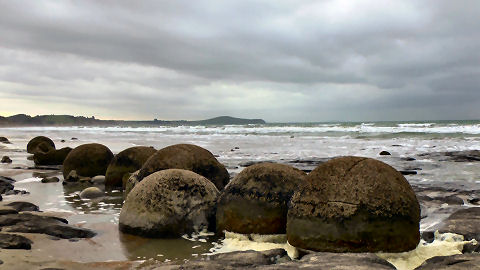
top-left (1, 121), bottom-right (480, 264)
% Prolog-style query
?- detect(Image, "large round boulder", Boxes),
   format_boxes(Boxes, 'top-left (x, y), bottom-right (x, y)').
top-left (119, 169), bottom-right (220, 237)
top-left (105, 146), bottom-right (156, 188)
top-left (137, 144), bottom-right (229, 190)
top-left (287, 156), bottom-right (420, 253)
top-left (216, 163), bottom-right (306, 234)
top-left (27, 136), bottom-right (55, 154)
top-left (62, 143), bottom-right (114, 179)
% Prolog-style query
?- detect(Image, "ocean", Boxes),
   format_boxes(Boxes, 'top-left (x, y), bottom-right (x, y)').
top-left (1, 120), bottom-right (479, 268)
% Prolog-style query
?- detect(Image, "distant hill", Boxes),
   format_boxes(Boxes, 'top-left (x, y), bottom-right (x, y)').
top-left (0, 114), bottom-right (266, 127)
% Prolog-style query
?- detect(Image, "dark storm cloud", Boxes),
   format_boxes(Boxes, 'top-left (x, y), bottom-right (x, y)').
top-left (0, 0), bottom-right (479, 121)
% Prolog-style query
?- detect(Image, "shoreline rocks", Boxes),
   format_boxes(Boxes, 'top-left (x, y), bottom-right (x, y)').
top-left (287, 156), bottom-right (420, 253)
top-left (62, 143), bottom-right (114, 179)
top-left (137, 144), bottom-right (230, 191)
top-left (119, 169), bottom-right (219, 237)
top-left (33, 147), bottom-right (72, 165)
top-left (216, 163), bottom-right (306, 234)
top-left (27, 136), bottom-right (55, 154)
top-left (105, 146), bottom-right (156, 188)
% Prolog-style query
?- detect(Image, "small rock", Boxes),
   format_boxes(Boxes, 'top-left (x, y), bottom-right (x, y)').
top-left (0, 137), bottom-right (11, 144)
top-left (61, 139), bottom-right (66, 143)
top-left (80, 187), bottom-right (104, 199)
top-left (6, 201), bottom-right (40, 212)
top-left (0, 206), bottom-right (18, 215)
top-left (0, 176), bottom-right (15, 194)
top-left (91, 175), bottom-right (105, 185)
top-left (400, 170), bottom-right (418, 175)
top-left (65, 170), bottom-right (80, 182)
top-left (379, 151), bottom-right (391, 155)
top-left (0, 233), bottom-right (32, 249)
top-left (402, 157), bottom-right (416, 161)
top-left (1, 156), bottom-right (12, 163)
top-left (71, 137), bottom-right (78, 140)
top-left (41, 177), bottom-right (60, 183)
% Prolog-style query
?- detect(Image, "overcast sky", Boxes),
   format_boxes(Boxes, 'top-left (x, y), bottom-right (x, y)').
top-left (0, 0), bottom-right (479, 122)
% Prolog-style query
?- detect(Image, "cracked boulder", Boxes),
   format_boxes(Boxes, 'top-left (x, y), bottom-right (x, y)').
top-left (27, 136), bottom-right (55, 154)
top-left (216, 163), bottom-right (306, 234)
top-left (137, 144), bottom-right (230, 190)
top-left (287, 156), bottom-right (420, 252)
top-left (119, 169), bottom-right (219, 237)
top-left (63, 143), bottom-right (114, 179)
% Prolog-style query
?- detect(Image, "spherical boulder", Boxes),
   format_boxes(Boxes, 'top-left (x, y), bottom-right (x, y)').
top-left (216, 163), bottom-right (306, 234)
top-left (137, 144), bottom-right (229, 190)
top-left (287, 156), bottom-right (420, 253)
top-left (27, 136), bottom-right (55, 154)
top-left (124, 170), bottom-right (140, 199)
top-left (62, 143), bottom-right (114, 179)
top-left (119, 169), bottom-right (220, 237)
top-left (80, 186), bottom-right (104, 199)
top-left (105, 146), bottom-right (156, 188)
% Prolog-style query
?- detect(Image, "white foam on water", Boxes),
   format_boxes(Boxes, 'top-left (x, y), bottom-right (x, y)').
top-left (209, 231), bottom-right (298, 259)
top-left (377, 231), bottom-right (477, 270)
top-left (16, 177), bottom-right (42, 183)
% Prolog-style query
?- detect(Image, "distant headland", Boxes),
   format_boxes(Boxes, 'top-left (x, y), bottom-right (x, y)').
top-left (0, 114), bottom-right (266, 127)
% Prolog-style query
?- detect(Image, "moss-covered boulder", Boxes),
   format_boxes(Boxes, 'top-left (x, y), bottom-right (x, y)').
top-left (62, 143), bottom-right (113, 179)
top-left (287, 156), bottom-right (420, 253)
top-left (216, 163), bottom-right (306, 234)
top-left (137, 144), bottom-right (229, 190)
top-left (119, 169), bottom-right (219, 237)
top-left (33, 147), bottom-right (72, 165)
top-left (105, 146), bottom-right (156, 188)
top-left (27, 136), bottom-right (55, 154)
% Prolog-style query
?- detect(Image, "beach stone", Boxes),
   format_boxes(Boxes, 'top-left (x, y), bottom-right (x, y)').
top-left (64, 170), bottom-right (80, 182)
top-left (0, 213), bottom-right (96, 239)
top-left (0, 176), bottom-right (15, 194)
top-left (0, 137), bottom-right (11, 144)
top-left (80, 187), bottom-right (104, 199)
top-left (41, 176), bottom-right (60, 183)
top-left (27, 136), bottom-right (55, 154)
top-left (0, 206), bottom-right (18, 215)
top-left (379, 151), bottom-right (391, 155)
top-left (33, 147), bottom-right (72, 165)
top-left (62, 143), bottom-right (114, 179)
top-left (6, 201), bottom-right (40, 212)
top-left (1, 156), bottom-right (12, 163)
top-left (91, 175), bottom-right (105, 185)
top-left (415, 253), bottom-right (480, 269)
top-left (216, 163), bottom-right (307, 234)
top-left (287, 156), bottom-right (420, 253)
top-left (105, 146), bottom-right (156, 188)
top-left (0, 233), bottom-right (32, 249)
top-left (137, 144), bottom-right (229, 190)
top-left (119, 169), bottom-right (219, 237)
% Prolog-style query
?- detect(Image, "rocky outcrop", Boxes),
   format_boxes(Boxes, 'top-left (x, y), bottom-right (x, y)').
top-left (287, 156), bottom-right (420, 253)
top-left (216, 163), bottom-right (306, 234)
top-left (119, 169), bottom-right (219, 237)
top-left (105, 146), bottom-right (156, 188)
top-left (0, 233), bottom-right (32, 249)
top-left (27, 136), bottom-right (55, 154)
top-left (62, 143), bottom-right (113, 179)
top-left (137, 144), bottom-right (229, 190)
top-left (33, 147), bottom-right (72, 165)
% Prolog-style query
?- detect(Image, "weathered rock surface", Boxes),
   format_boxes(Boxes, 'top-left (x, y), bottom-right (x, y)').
top-left (124, 170), bottom-right (140, 198)
top-left (0, 176), bottom-right (15, 194)
top-left (105, 146), bottom-right (156, 188)
top-left (0, 206), bottom-right (18, 215)
top-left (27, 136), bottom-right (55, 154)
top-left (0, 212), bottom-right (96, 239)
top-left (33, 147), bottom-right (72, 165)
top-left (41, 176), bottom-right (60, 183)
top-left (0, 233), bottom-right (32, 249)
top-left (287, 156), bottom-right (420, 253)
top-left (63, 143), bottom-right (113, 179)
top-left (1, 156), bottom-right (12, 163)
top-left (415, 253), bottom-right (480, 269)
top-left (216, 163), bottom-right (306, 234)
top-left (80, 187), bottom-right (104, 199)
top-left (137, 144), bottom-right (229, 190)
top-left (119, 169), bottom-right (219, 237)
